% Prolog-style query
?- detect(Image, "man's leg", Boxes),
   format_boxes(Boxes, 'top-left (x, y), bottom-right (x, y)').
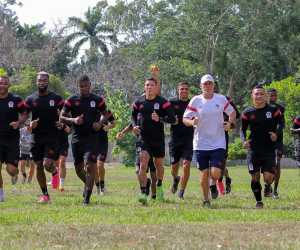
top-left (81, 161), bottom-right (94, 205)
top-left (178, 160), bottom-right (191, 199)
top-left (273, 155), bottom-right (281, 198)
top-left (58, 155), bottom-right (67, 190)
top-left (98, 161), bottom-right (106, 195)
top-left (6, 163), bottom-right (19, 184)
top-left (94, 162), bottom-right (100, 194)
top-left (0, 161), bottom-right (4, 201)
top-left (217, 160), bottom-right (226, 195)
top-left (171, 162), bottom-right (180, 194)
top-left (20, 159), bottom-right (27, 184)
top-left (251, 171), bottom-right (263, 208)
top-left (154, 157), bottom-right (164, 200)
top-left (200, 168), bottom-right (210, 201)
top-left (138, 151), bottom-right (150, 204)
top-left (28, 159), bottom-right (35, 185)
top-left (35, 160), bottom-right (50, 202)
top-left (44, 158), bottom-right (59, 189)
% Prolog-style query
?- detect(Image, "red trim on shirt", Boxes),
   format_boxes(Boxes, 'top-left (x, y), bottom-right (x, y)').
top-left (108, 112), bottom-right (113, 117)
top-left (223, 99), bottom-right (232, 111)
top-left (99, 99), bottom-right (105, 107)
top-left (24, 102), bottom-right (30, 108)
top-left (242, 114), bottom-right (248, 120)
top-left (274, 109), bottom-right (280, 117)
top-left (58, 99), bottom-right (64, 106)
top-left (133, 102), bottom-right (137, 109)
top-left (186, 106), bottom-right (196, 112)
top-left (294, 119), bottom-right (300, 126)
top-left (65, 100), bottom-right (71, 107)
top-left (17, 101), bottom-right (24, 107)
top-left (163, 102), bottom-right (171, 109)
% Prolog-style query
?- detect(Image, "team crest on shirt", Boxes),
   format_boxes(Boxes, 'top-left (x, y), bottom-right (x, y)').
top-left (266, 112), bottom-right (272, 118)
top-left (199, 106), bottom-right (203, 110)
top-left (90, 101), bottom-right (96, 107)
top-left (8, 101), bottom-right (14, 108)
top-left (154, 103), bottom-right (160, 109)
top-left (248, 164), bottom-right (254, 171)
top-left (137, 147), bottom-right (142, 152)
top-left (49, 100), bottom-right (55, 106)
top-left (215, 104), bottom-right (220, 109)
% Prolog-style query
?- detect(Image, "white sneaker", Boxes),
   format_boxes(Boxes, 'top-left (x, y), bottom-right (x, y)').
top-left (0, 194), bottom-right (4, 202)
top-left (100, 187), bottom-right (106, 196)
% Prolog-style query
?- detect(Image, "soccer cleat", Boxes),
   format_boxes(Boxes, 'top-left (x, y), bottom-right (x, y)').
top-left (210, 183), bottom-right (219, 199)
top-left (11, 175), bottom-right (18, 185)
top-left (100, 186), bottom-right (106, 196)
top-left (171, 176), bottom-right (181, 194)
top-left (0, 194), bottom-right (4, 202)
top-left (139, 193), bottom-right (147, 204)
top-left (273, 190), bottom-right (279, 199)
top-left (21, 176), bottom-right (26, 184)
top-left (157, 186), bottom-right (164, 200)
top-left (38, 195), bottom-right (50, 203)
top-left (58, 185), bottom-right (65, 192)
top-left (216, 180), bottom-right (226, 195)
top-left (225, 177), bottom-right (232, 194)
top-left (264, 184), bottom-right (273, 197)
top-left (96, 186), bottom-right (101, 195)
top-left (203, 200), bottom-right (211, 207)
top-left (27, 177), bottom-right (32, 185)
top-left (51, 167), bottom-right (59, 189)
top-left (146, 178), bottom-right (151, 196)
top-left (254, 201), bottom-right (263, 209)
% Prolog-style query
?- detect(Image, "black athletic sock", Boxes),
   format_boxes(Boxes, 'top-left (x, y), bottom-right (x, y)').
top-left (95, 182), bottom-right (100, 188)
top-left (22, 173), bottom-right (27, 178)
top-left (85, 190), bottom-right (92, 202)
top-left (52, 169), bottom-right (57, 176)
top-left (100, 180), bottom-right (105, 188)
top-left (251, 181), bottom-right (262, 202)
top-left (152, 194), bottom-right (156, 200)
top-left (156, 179), bottom-right (162, 186)
top-left (41, 186), bottom-right (49, 196)
top-left (174, 177), bottom-right (179, 183)
top-left (178, 189), bottom-right (184, 196)
top-left (274, 182), bottom-right (279, 191)
top-left (140, 186), bottom-right (147, 194)
top-left (218, 177), bottom-right (223, 182)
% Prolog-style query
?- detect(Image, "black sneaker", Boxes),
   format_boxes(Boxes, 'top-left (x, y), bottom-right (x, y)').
top-left (83, 200), bottom-right (90, 206)
top-left (264, 184), bottom-right (272, 197)
top-left (146, 178), bottom-right (151, 196)
top-left (225, 177), bottom-right (232, 194)
top-left (254, 201), bottom-right (263, 209)
top-left (210, 184), bottom-right (219, 199)
top-left (171, 176), bottom-right (181, 194)
top-left (273, 190), bottom-right (279, 198)
top-left (203, 200), bottom-right (211, 207)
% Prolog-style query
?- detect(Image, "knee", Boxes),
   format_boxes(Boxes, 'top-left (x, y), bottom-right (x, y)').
top-left (60, 159), bottom-right (66, 168)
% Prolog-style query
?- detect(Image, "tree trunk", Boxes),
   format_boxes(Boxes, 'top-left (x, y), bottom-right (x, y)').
top-left (227, 68), bottom-right (236, 98)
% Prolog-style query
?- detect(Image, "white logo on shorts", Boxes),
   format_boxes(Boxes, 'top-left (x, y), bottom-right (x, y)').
top-left (90, 101), bottom-right (96, 107)
top-left (248, 164), bottom-right (254, 171)
top-left (137, 147), bottom-right (142, 152)
top-left (49, 100), bottom-right (55, 106)
top-left (8, 101), bottom-right (14, 108)
top-left (266, 112), bottom-right (272, 118)
top-left (29, 152), bottom-right (33, 158)
top-left (154, 103), bottom-right (159, 109)
top-left (171, 157), bottom-right (174, 163)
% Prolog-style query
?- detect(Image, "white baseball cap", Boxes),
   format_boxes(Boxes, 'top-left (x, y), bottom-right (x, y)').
top-left (201, 74), bottom-right (214, 84)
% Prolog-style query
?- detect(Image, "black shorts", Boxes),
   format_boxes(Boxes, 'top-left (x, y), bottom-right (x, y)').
top-left (247, 149), bottom-right (275, 174)
top-left (20, 152), bottom-right (33, 161)
top-left (136, 140), bottom-right (165, 158)
top-left (55, 143), bottom-right (69, 161)
top-left (72, 140), bottom-right (98, 165)
top-left (169, 139), bottom-right (193, 164)
top-left (0, 140), bottom-right (19, 168)
top-left (97, 141), bottom-right (108, 162)
top-left (135, 152), bottom-right (156, 174)
top-left (31, 143), bottom-right (58, 162)
top-left (275, 141), bottom-right (283, 158)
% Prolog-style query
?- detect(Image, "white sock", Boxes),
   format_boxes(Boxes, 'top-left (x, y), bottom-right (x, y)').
top-left (60, 178), bottom-right (65, 185)
top-left (0, 188), bottom-right (3, 195)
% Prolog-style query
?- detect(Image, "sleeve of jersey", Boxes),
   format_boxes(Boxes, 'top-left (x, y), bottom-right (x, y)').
top-left (17, 97), bottom-right (27, 114)
top-left (230, 100), bottom-right (240, 119)
top-left (161, 102), bottom-right (176, 124)
top-left (98, 99), bottom-right (106, 112)
top-left (292, 116), bottom-right (300, 129)
top-left (274, 109), bottom-right (284, 137)
top-left (183, 99), bottom-right (197, 118)
top-left (131, 101), bottom-right (138, 127)
top-left (223, 98), bottom-right (235, 116)
top-left (108, 111), bottom-right (115, 122)
top-left (24, 97), bottom-right (31, 114)
top-left (240, 112), bottom-right (249, 143)
top-left (63, 98), bottom-right (72, 113)
top-left (57, 96), bottom-right (64, 111)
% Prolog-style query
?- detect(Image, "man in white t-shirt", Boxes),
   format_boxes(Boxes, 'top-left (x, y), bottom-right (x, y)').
top-left (183, 74), bottom-right (236, 206)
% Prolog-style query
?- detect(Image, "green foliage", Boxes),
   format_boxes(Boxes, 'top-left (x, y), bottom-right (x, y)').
top-left (228, 138), bottom-right (247, 161)
top-left (0, 68), bottom-right (8, 76)
top-left (105, 87), bottom-right (136, 167)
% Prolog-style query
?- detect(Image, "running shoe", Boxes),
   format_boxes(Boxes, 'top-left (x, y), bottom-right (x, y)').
top-left (264, 184), bottom-right (273, 197)
top-left (210, 183), bottom-right (219, 199)
top-left (100, 186), bottom-right (106, 196)
top-left (254, 201), bottom-right (263, 209)
top-left (51, 167), bottom-right (59, 189)
top-left (96, 186), bottom-right (101, 195)
top-left (83, 199), bottom-right (90, 206)
top-left (146, 178), bottom-right (151, 196)
top-left (27, 177), bottom-right (32, 185)
top-left (21, 176), bottom-right (26, 184)
top-left (157, 186), bottom-right (164, 200)
top-left (171, 176), bottom-right (181, 194)
top-left (11, 175), bottom-right (18, 185)
top-left (139, 193), bottom-right (147, 204)
top-left (225, 177), bottom-right (232, 194)
top-left (178, 189), bottom-right (184, 200)
top-left (58, 185), bottom-right (65, 192)
top-left (38, 195), bottom-right (50, 203)
top-left (216, 180), bottom-right (226, 195)
top-left (0, 194), bottom-right (4, 202)
top-left (203, 200), bottom-right (211, 207)
top-left (273, 190), bottom-right (279, 199)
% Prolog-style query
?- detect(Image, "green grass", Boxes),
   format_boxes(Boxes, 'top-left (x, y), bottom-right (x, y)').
top-left (1, 165), bottom-right (300, 249)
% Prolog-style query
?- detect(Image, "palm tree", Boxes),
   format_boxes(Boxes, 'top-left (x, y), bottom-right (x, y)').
top-left (65, 1), bottom-right (115, 59)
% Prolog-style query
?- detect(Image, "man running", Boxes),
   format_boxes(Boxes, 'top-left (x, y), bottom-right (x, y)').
top-left (169, 81), bottom-right (194, 200)
top-left (266, 87), bottom-right (285, 198)
top-left (290, 115), bottom-right (300, 185)
top-left (25, 72), bottom-right (63, 203)
top-left (0, 75), bottom-right (28, 202)
top-left (19, 118), bottom-right (35, 185)
top-left (131, 77), bottom-right (175, 204)
top-left (240, 85), bottom-right (284, 208)
top-left (60, 74), bottom-right (108, 205)
top-left (94, 109), bottom-right (115, 195)
top-left (183, 74), bottom-right (236, 206)
top-left (213, 81), bottom-right (240, 195)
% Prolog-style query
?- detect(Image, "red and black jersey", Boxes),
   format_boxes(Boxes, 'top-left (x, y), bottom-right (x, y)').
top-left (98, 109), bottom-right (115, 143)
top-left (25, 91), bottom-right (64, 143)
top-left (63, 93), bottom-right (106, 143)
top-left (169, 97), bottom-right (194, 142)
top-left (240, 103), bottom-right (284, 153)
top-left (131, 95), bottom-right (175, 143)
top-left (0, 93), bottom-right (26, 139)
top-left (292, 114), bottom-right (300, 139)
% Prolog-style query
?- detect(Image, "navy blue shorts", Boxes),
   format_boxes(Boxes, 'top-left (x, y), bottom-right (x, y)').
top-left (195, 148), bottom-right (225, 171)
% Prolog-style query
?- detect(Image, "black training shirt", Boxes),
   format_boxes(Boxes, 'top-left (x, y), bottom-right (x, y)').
top-left (98, 109), bottom-right (115, 143)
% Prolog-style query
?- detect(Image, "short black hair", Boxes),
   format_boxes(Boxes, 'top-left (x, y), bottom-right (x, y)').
top-left (76, 74), bottom-right (90, 83)
top-left (214, 80), bottom-right (219, 86)
top-left (252, 85), bottom-right (265, 93)
top-left (145, 77), bottom-right (157, 85)
top-left (178, 81), bottom-right (189, 87)
top-left (0, 75), bottom-right (9, 82)
top-left (266, 87), bottom-right (277, 94)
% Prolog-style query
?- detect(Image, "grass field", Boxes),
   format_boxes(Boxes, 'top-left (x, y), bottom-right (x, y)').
top-left (1, 164), bottom-right (300, 249)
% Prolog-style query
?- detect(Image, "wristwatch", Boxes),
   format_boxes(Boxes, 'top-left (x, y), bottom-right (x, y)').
top-left (228, 122), bottom-right (235, 128)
